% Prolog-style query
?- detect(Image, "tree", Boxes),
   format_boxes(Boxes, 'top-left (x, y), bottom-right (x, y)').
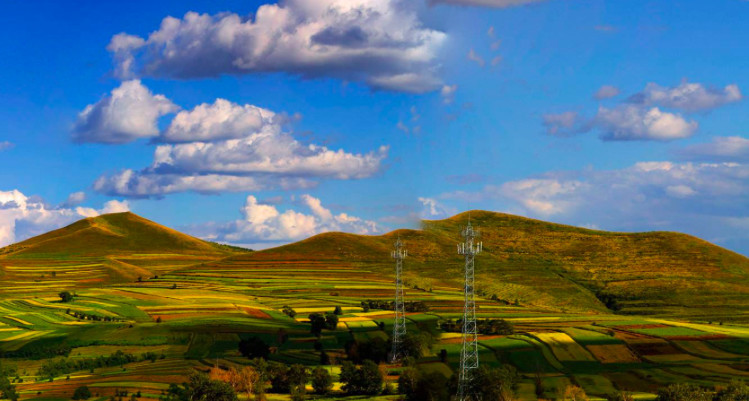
top-left (397, 367), bottom-right (420, 399)
top-left (59, 291), bottom-right (74, 303)
top-left (270, 364), bottom-right (290, 393)
top-left (282, 305), bottom-right (297, 318)
top-left (325, 313), bottom-right (339, 330)
top-left (340, 360), bottom-right (383, 395)
top-left (72, 386), bottom-right (92, 400)
top-left (412, 371), bottom-right (450, 401)
top-left (239, 337), bottom-right (270, 360)
top-left (656, 383), bottom-right (712, 401)
top-left (334, 306), bottom-right (343, 315)
top-left (288, 364), bottom-right (308, 389)
top-left (0, 376), bottom-right (19, 401)
top-left (311, 367), bottom-right (333, 395)
top-left (308, 313), bottom-right (327, 336)
top-left (475, 365), bottom-right (519, 401)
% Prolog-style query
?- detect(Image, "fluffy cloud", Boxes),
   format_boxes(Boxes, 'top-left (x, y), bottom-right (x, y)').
top-left (678, 136), bottom-right (749, 162)
top-left (72, 80), bottom-right (178, 144)
top-left (189, 194), bottom-right (379, 245)
top-left (108, 1), bottom-right (446, 93)
top-left (594, 105), bottom-right (698, 141)
top-left (594, 85), bottom-right (620, 100)
top-left (93, 97), bottom-right (387, 197)
top-left (0, 189), bottom-right (129, 247)
top-left (162, 99), bottom-right (277, 143)
top-left (0, 141), bottom-right (14, 151)
top-left (430, 0), bottom-right (547, 7)
top-left (545, 81), bottom-right (741, 141)
top-left (630, 81), bottom-right (742, 112)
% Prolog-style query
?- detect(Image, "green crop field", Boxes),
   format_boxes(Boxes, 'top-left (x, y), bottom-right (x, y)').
top-left (3, 211), bottom-right (749, 400)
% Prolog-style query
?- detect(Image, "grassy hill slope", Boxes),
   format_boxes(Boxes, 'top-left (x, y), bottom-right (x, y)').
top-left (214, 210), bottom-right (749, 319)
top-left (0, 212), bottom-right (243, 292)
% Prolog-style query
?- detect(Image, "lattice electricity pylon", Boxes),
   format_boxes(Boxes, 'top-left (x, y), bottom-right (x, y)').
top-left (457, 220), bottom-right (482, 401)
top-left (390, 237), bottom-right (408, 363)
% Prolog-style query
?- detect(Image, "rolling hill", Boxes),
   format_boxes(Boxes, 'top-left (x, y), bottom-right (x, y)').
top-left (3, 210), bottom-right (749, 320)
top-left (192, 210), bottom-right (749, 320)
top-left (0, 212), bottom-right (244, 292)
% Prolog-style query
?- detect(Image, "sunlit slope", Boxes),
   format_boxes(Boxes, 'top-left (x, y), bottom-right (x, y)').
top-left (1, 212), bottom-right (224, 257)
top-left (0, 212), bottom-right (239, 292)
top-left (211, 210), bottom-right (749, 318)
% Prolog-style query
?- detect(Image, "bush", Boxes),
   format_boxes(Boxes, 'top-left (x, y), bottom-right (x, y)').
top-left (311, 367), bottom-right (333, 395)
top-left (656, 383), bottom-right (712, 401)
top-left (72, 385), bottom-right (92, 400)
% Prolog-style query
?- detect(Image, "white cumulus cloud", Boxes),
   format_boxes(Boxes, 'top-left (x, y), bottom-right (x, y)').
top-left (188, 194), bottom-right (379, 245)
top-left (91, 94), bottom-right (387, 197)
top-left (108, 1), bottom-right (447, 93)
top-left (72, 80), bottom-right (178, 144)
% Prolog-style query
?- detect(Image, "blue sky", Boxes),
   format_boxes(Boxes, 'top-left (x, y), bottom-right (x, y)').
top-left (1, 0), bottom-right (749, 252)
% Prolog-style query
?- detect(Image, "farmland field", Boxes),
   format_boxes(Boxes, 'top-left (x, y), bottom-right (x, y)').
top-left (3, 211), bottom-right (749, 400)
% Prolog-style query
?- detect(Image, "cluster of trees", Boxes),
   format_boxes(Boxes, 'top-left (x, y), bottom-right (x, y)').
top-left (345, 332), bottom-right (434, 363)
top-left (186, 359), bottom-right (335, 401)
top-left (161, 373), bottom-right (238, 401)
top-left (0, 361), bottom-right (19, 401)
top-left (651, 381), bottom-right (749, 401)
top-left (398, 364), bottom-right (519, 401)
top-left (36, 350), bottom-right (156, 380)
top-left (308, 313), bottom-right (338, 335)
top-left (0, 340), bottom-right (71, 359)
top-left (65, 308), bottom-right (123, 322)
top-left (339, 360), bottom-right (383, 395)
top-left (440, 318), bottom-right (514, 335)
top-left (360, 300), bottom-right (429, 312)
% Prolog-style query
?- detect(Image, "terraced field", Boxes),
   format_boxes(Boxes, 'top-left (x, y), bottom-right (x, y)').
top-left (3, 211), bottom-right (749, 400)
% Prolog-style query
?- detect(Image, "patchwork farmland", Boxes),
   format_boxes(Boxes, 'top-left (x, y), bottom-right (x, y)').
top-left (4, 212), bottom-right (749, 400)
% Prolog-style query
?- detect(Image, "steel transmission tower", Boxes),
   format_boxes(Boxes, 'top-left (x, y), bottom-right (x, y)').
top-left (457, 220), bottom-right (482, 401)
top-left (390, 237), bottom-right (408, 363)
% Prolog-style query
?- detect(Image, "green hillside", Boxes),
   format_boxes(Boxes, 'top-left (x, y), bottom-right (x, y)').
top-left (0, 212), bottom-right (242, 292)
top-left (216, 210), bottom-right (749, 320)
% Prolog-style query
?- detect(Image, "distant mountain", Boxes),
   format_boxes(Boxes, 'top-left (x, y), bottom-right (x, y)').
top-left (0, 212), bottom-right (241, 287)
top-left (219, 210), bottom-right (749, 320)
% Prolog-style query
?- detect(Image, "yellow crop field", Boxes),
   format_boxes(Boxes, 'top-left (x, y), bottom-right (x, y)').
top-left (533, 332), bottom-right (597, 361)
